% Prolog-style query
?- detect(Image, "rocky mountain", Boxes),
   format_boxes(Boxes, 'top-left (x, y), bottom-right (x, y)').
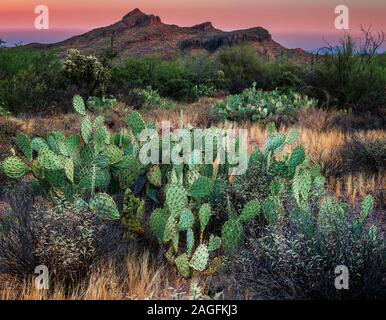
top-left (28, 8), bottom-right (309, 62)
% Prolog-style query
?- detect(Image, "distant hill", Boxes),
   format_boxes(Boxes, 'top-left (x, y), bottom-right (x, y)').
top-left (26, 8), bottom-right (310, 62)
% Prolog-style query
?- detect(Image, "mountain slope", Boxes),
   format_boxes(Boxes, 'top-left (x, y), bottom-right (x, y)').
top-left (29, 8), bottom-right (309, 62)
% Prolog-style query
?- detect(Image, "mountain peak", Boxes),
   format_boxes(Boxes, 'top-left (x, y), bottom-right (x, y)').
top-left (192, 22), bottom-right (215, 31)
top-left (121, 8), bottom-right (161, 27)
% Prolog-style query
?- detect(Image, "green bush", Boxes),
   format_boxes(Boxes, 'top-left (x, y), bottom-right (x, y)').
top-left (0, 48), bottom-right (63, 114)
top-left (214, 84), bottom-right (317, 122)
top-left (311, 33), bottom-right (386, 113)
top-left (111, 56), bottom-right (220, 102)
top-left (217, 45), bottom-right (265, 94)
top-left (127, 87), bottom-right (173, 110)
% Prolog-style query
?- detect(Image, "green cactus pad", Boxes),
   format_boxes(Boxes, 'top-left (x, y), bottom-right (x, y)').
top-left (65, 135), bottom-right (80, 155)
top-left (285, 128), bottom-right (299, 145)
top-left (178, 208), bottom-right (194, 231)
top-left (188, 176), bottom-right (212, 200)
top-left (104, 145), bottom-right (123, 165)
top-left (175, 253), bottom-right (191, 278)
top-left (37, 148), bottom-right (63, 170)
top-left (73, 95), bottom-right (87, 116)
top-left (208, 235), bottom-right (222, 252)
top-left (45, 169), bottom-right (66, 189)
top-left (150, 208), bottom-right (169, 244)
top-left (184, 168), bottom-right (201, 189)
top-left (239, 200), bottom-right (261, 224)
top-left (118, 159), bottom-right (142, 189)
top-left (189, 244), bottom-right (209, 272)
top-left (93, 115), bottom-right (105, 128)
top-left (93, 127), bottom-right (108, 154)
top-left (359, 195), bottom-right (374, 223)
top-left (292, 170), bottom-right (312, 205)
top-left (127, 112), bottom-right (146, 137)
top-left (16, 133), bottom-right (32, 161)
top-left (163, 214), bottom-right (178, 244)
top-left (89, 193), bottom-right (120, 220)
top-left (288, 146), bottom-right (305, 168)
top-left (64, 158), bottom-right (74, 183)
top-left (81, 116), bottom-right (93, 144)
top-left (264, 134), bottom-right (285, 155)
top-left (1, 156), bottom-right (31, 179)
top-left (31, 137), bottom-right (49, 152)
top-left (186, 228), bottom-right (194, 256)
top-left (199, 203), bottom-right (212, 234)
top-left (147, 165), bottom-right (162, 187)
top-left (31, 160), bottom-right (44, 179)
top-left (166, 184), bottom-right (188, 217)
top-left (221, 219), bottom-right (244, 253)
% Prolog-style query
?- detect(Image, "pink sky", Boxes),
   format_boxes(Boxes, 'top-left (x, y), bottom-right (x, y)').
top-left (1, 0), bottom-right (385, 50)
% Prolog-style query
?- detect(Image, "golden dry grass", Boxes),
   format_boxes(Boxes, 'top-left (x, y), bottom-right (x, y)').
top-left (0, 250), bottom-right (185, 300)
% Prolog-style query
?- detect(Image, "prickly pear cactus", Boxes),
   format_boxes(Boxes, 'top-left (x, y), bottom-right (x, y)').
top-left (150, 208), bottom-right (169, 244)
top-left (1, 156), bottom-right (31, 178)
top-left (127, 111), bottom-right (146, 137)
top-left (189, 244), bottom-right (209, 272)
top-left (147, 165), bottom-right (162, 187)
top-left (89, 193), bottom-right (120, 220)
top-left (175, 253), bottom-right (191, 278)
top-left (121, 189), bottom-right (145, 235)
top-left (166, 184), bottom-right (188, 216)
top-left (238, 200), bottom-right (261, 223)
top-left (188, 176), bottom-right (212, 200)
top-left (221, 219), bottom-right (243, 253)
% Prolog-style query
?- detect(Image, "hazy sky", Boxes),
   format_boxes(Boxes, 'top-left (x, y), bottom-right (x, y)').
top-left (1, 0), bottom-right (385, 50)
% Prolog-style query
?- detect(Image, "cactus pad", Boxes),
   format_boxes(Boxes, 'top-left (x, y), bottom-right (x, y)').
top-left (239, 200), bottom-right (261, 223)
top-left (127, 112), bottom-right (146, 137)
top-left (208, 235), bottom-right (222, 252)
top-left (178, 208), bottom-right (194, 231)
top-left (188, 176), bottom-right (212, 200)
top-left (189, 244), bottom-right (209, 272)
top-left (166, 184), bottom-right (188, 217)
top-left (147, 165), bottom-right (162, 187)
top-left (16, 133), bottom-right (32, 161)
top-left (199, 203), bottom-right (212, 234)
top-left (288, 146), bottom-right (305, 169)
top-left (89, 193), bottom-right (120, 220)
top-left (73, 95), bottom-right (86, 116)
top-left (81, 116), bottom-right (93, 144)
top-left (150, 208), bottom-right (169, 244)
top-left (175, 253), bottom-right (191, 278)
top-left (1, 156), bottom-right (31, 178)
top-left (221, 219), bottom-right (243, 253)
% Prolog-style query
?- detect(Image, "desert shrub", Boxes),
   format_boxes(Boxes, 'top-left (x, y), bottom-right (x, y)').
top-left (62, 49), bottom-right (110, 98)
top-left (127, 87), bottom-right (173, 110)
top-left (217, 45), bottom-right (265, 94)
top-left (32, 201), bottom-right (112, 282)
top-left (0, 187), bottom-right (126, 283)
top-left (228, 196), bottom-right (385, 299)
top-left (327, 137), bottom-right (386, 176)
top-left (110, 56), bottom-right (159, 93)
top-left (263, 60), bottom-right (306, 92)
top-left (0, 48), bottom-right (63, 114)
top-left (111, 56), bottom-right (220, 102)
top-left (214, 84), bottom-right (317, 122)
top-left (310, 31), bottom-right (386, 113)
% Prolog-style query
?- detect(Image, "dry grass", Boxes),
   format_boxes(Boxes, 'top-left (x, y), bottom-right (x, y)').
top-left (0, 249), bottom-right (184, 300)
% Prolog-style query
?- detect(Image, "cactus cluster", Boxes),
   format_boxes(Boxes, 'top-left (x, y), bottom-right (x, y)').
top-left (214, 84), bottom-right (317, 122)
top-left (1, 95), bottom-right (377, 282)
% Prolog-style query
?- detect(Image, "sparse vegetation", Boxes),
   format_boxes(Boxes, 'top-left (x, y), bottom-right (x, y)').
top-left (0, 29), bottom-right (385, 300)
